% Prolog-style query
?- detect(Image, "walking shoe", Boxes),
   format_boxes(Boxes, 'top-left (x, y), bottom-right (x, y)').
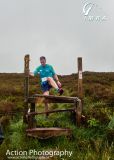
top-left (58, 88), bottom-right (64, 95)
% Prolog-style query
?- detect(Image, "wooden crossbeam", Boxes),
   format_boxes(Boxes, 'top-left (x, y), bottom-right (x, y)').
top-left (28, 94), bottom-right (80, 104)
top-left (27, 108), bottom-right (75, 116)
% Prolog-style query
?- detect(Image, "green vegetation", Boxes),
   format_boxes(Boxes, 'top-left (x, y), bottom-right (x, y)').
top-left (0, 72), bottom-right (114, 160)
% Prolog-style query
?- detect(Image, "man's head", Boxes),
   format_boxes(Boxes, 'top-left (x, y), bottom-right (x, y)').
top-left (40, 56), bottom-right (46, 66)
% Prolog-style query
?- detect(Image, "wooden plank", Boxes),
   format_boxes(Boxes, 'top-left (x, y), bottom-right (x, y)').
top-left (28, 94), bottom-right (80, 104)
top-left (27, 108), bottom-right (75, 116)
top-left (33, 94), bottom-right (80, 100)
top-left (26, 127), bottom-right (72, 139)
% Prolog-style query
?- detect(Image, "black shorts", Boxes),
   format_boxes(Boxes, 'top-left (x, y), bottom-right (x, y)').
top-left (41, 81), bottom-right (52, 92)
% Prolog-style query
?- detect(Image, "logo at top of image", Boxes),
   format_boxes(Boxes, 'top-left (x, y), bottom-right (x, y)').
top-left (83, 2), bottom-right (94, 16)
top-left (82, 1), bottom-right (107, 21)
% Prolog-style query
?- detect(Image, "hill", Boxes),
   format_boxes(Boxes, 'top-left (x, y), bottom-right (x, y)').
top-left (0, 72), bottom-right (114, 159)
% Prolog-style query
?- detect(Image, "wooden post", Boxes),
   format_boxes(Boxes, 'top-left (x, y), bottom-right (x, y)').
top-left (24, 54), bottom-right (30, 100)
top-left (29, 103), bottom-right (36, 128)
top-left (74, 100), bottom-right (77, 126)
top-left (45, 102), bottom-right (49, 118)
top-left (76, 100), bottom-right (82, 126)
top-left (77, 57), bottom-right (83, 125)
top-left (77, 57), bottom-right (83, 99)
top-left (23, 54), bottom-right (30, 123)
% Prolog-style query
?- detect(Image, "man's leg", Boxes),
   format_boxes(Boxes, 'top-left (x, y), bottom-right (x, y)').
top-left (47, 77), bottom-right (58, 89)
top-left (43, 91), bottom-right (49, 95)
top-left (47, 77), bottom-right (63, 95)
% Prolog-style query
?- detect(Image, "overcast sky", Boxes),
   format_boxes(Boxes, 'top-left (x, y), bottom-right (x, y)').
top-left (0, 0), bottom-right (113, 74)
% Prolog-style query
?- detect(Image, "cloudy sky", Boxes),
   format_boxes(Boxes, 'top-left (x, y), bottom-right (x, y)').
top-left (0, 0), bottom-right (113, 74)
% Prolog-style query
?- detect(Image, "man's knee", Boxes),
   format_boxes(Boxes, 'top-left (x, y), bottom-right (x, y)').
top-left (47, 77), bottom-right (53, 81)
top-left (43, 91), bottom-right (49, 95)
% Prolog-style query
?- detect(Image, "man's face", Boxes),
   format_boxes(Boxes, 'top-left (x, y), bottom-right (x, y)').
top-left (40, 58), bottom-right (46, 66)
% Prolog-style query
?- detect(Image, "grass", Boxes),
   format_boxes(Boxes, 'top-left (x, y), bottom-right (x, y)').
top-left (0, 72), bottom-right (114, 159)
top-left (0, 114), bottom-right (114, 159)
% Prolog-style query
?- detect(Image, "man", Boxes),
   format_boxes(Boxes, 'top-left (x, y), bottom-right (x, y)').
top-left (30, 56), bottom-right (63, 95)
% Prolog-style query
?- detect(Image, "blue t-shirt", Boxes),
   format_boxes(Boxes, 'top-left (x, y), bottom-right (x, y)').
top-left (34, 64), bottom-right (56, 82)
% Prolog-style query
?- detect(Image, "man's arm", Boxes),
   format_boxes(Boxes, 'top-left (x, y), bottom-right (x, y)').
top-left (29, 67), bottom-right (39, 77)
top-left (53, 74), bottom-right (59, 81)
top-left (29, 72), bottom-right (34, 76)
top-left (53, 74), bottom-right (62, 87)
top-left (50, 65), bottom-right (62, 87)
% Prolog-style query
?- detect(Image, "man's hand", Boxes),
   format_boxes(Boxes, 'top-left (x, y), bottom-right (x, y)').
top-left (29, 72), bottom-right (34, 76)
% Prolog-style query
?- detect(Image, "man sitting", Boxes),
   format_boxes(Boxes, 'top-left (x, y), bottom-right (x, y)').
top-left (30, 56), bottom-right (64, 95)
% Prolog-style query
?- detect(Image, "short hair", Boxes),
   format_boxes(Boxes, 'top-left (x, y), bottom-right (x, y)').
top-left (40, 56), bottom-right (46, 60)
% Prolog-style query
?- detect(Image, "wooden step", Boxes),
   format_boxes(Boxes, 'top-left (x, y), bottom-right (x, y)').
top-left (26, 127), bottom-right (72, 139)
top-left (27, 94), bottom-right (80, 103)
